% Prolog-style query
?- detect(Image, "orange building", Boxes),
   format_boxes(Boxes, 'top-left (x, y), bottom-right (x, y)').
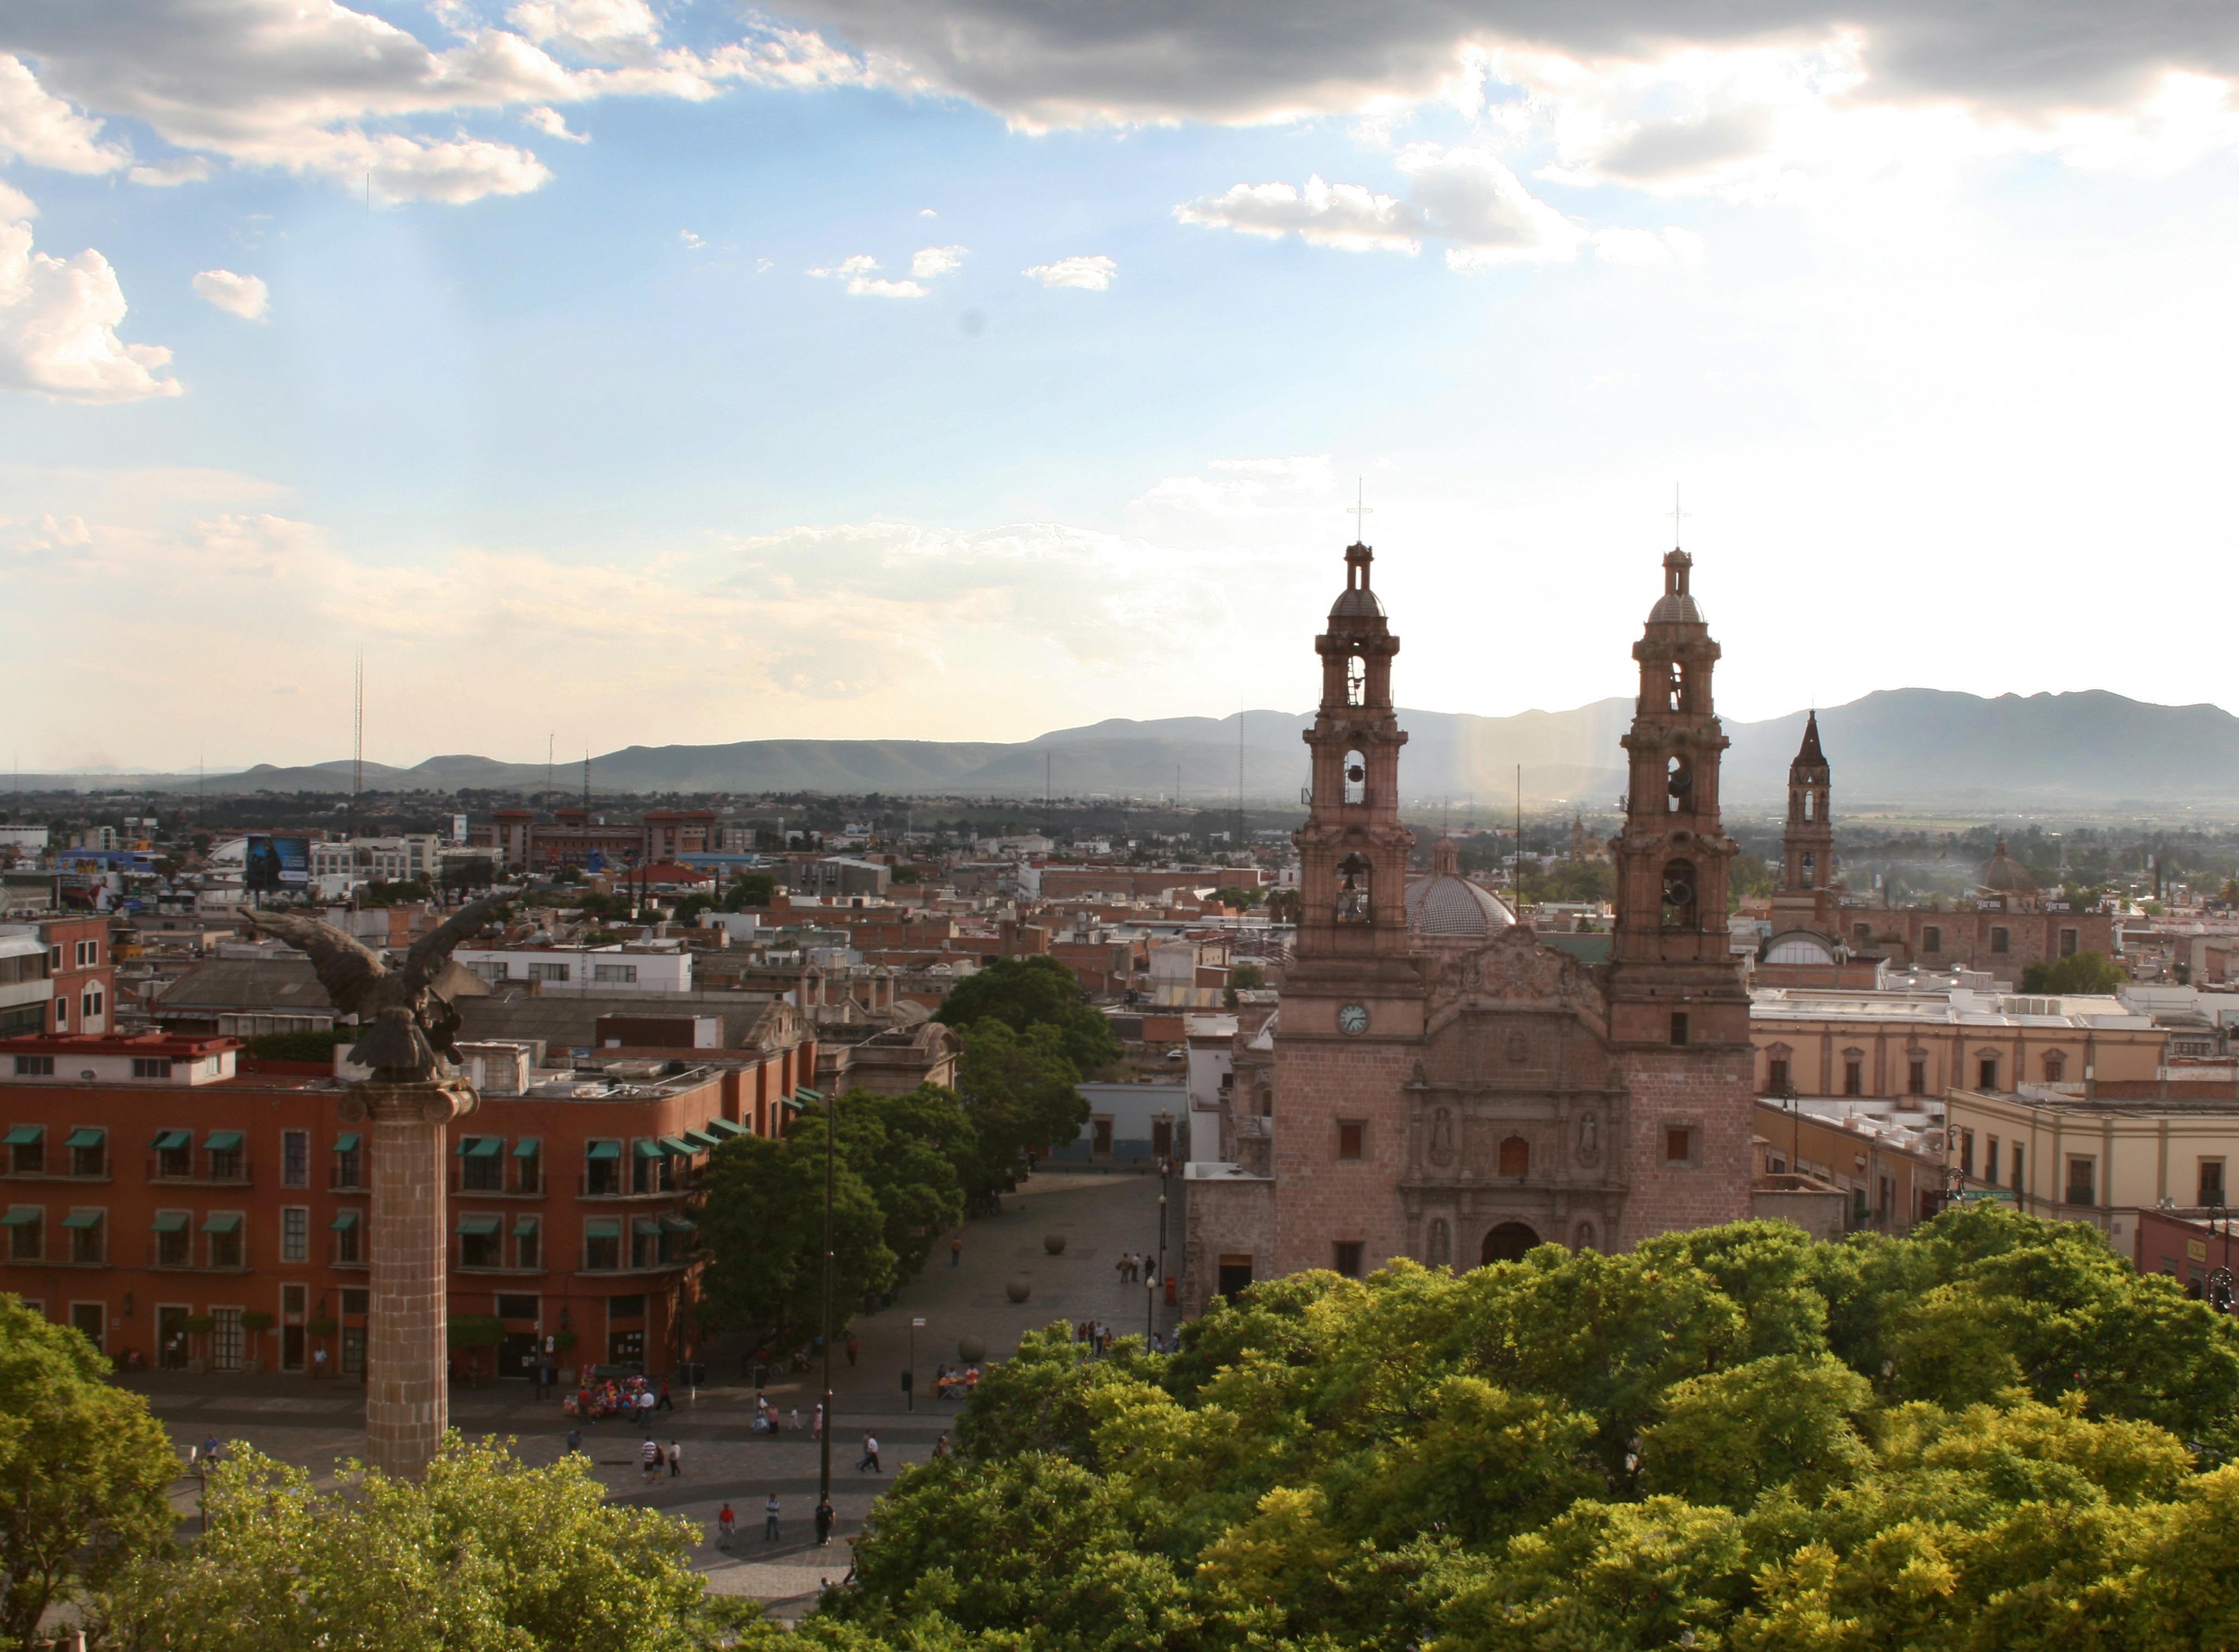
top-left (0, 1024), bottom-right (816, 1381)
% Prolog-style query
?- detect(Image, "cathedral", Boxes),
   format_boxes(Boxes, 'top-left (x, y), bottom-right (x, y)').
top-left (1184, 537), bottom-right (1754, 1306)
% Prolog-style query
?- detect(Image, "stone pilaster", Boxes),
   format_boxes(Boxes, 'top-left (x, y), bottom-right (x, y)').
top-left (350, 1078), bottom-right (476, 1479)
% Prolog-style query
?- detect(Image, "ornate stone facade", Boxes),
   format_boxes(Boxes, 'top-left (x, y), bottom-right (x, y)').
top-left (1184, 539), bottom-right (1753, 1311)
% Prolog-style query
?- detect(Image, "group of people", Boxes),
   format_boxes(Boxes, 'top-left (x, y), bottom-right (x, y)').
top-left (1074, 1320), bottom-right (1119, 1357)
top-left (1112, 1251), bottom-right (1158, 1285)
top-left (563, 1373), bottom-right (671, 1428)
top-left (928, 1363), bottom-right (981, 1400)
top-left (713, 1495), bottom-right (837, 1549)
top-left (751, 1396), bottom-right (812, 1435)
top-left (638, 1437), bottom-right (684, 1482)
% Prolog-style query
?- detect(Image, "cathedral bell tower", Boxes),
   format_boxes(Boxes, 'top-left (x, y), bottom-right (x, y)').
top-left (1782, 711), bottom-right (1833, 894)
top-left (1607, 548), bottom-right (1749, 1048)
top-left (1288, 540), bottom-right (1421, 1021)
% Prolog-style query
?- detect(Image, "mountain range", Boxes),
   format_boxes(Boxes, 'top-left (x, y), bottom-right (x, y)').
top-left (20, 690), bottom-right (2239, 809)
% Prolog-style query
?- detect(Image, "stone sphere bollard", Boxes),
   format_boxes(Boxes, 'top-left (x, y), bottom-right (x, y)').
top-left (1043, 1233), bottom-right (1067, 1255)
top-left (1006, 1278), bottom-right (1033, 1303)
top-left (958, 1335), bottom-right (988, 1362)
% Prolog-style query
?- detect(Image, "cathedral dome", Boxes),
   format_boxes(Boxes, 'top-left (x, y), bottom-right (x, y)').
top-left (1406, 839), bottom-right (1516, 941)
top-left (1330, 584), bottom-right (1387, 620)
top-left (1976, 837), bottom-right (2037, 895)
top-left (1647, 547), bottom-right (1703, 624)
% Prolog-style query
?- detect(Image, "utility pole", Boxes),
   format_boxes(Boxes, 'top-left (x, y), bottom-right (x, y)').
top-left (809, 1084), bottom-right (832, 1514)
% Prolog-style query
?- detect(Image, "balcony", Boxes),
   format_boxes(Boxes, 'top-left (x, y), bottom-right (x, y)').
top-left (147, 1158), bottom-right (254, 1187)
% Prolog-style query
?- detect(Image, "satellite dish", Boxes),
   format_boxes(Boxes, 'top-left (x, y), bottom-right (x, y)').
top-left (79, 1070), bottom-right (96, 1082)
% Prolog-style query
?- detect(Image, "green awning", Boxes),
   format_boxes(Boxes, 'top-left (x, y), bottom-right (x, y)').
top-left (632, 1216), bottom-right (662, 1236)
top-left (151, 1211), bottom-right (189, 1233)
top-left (704, 1118), bottom-right (746, 1138)
top-left (511, 1137), bottom-right (541, 1158)
top-left (1, 1207), bottom-right (40, 1227)
top-left (330, 1209), bottom-right (359, 1231)
top-left (2, 1126), bottom-right (42, 1146)
top-left (64, 1128), bottom-right (104, 1149)
top-left (512, 1215), bottom-right (540, 1237)
top-left (658, 1214), bottom-right (697, 1235)
top-left (584, 1218), bottom-right (621, 1238)
top-left (203, 1131), bottom-right (243, 1153)
top-left (585, 1141), bottom-right (621, 1161)
top-left (61, 1209), bottom-right (102, 1229)
top-left (457, 1137), bottom-right (502, 1158)
top-left (778, 1097), bottom-right (805, 1112)
top-left (681, 1129), bottom-right (720, 1150)
top-left (199, 1212), bottom-right (242, 1234)
top-left (794, 1086), bottom-right (824, 1103)
top-left (632, 1140), bottom-right (666, 1160)
top-left (150, 1129), bottom-right (190, 1151)
top-left (334, 1133), bottom-right (361, 1153)
top-left (454, 1214), bottom-right (501, 1236)
top-left (658, 1135), bottom-right (694, 1156)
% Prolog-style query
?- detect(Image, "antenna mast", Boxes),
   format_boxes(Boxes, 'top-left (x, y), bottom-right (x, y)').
top-left (351, 649), bottom-right (364, 843)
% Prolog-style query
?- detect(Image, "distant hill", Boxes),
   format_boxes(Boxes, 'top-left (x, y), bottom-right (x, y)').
top-left (23, 689), bottom-right (2239, 807)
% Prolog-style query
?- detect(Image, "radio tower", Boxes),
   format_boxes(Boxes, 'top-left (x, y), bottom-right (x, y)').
top-left (350, 649), bottom-right (364, 843)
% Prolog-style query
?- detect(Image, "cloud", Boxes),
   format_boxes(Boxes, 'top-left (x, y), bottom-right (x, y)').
top-left (127, 156), bottom-right (215, 187)
top-left (0, 0), bottom-right (891, 204)
top-left (809, 254), bottom-right (926, 297)
top-left (1179, 146), bottom-right (1586, 265)
top-left (1022, 253), bottom-right (1118, 289)
top-left (0, 186), bottom-right (180, 404)
top-left (191, 269), bottom-right (270, 320)
top-left (910, 243), bottom-right (967, 278)
top-left (749, 0), bottom-right (2239, 133)
top-left (523, 105), bottom-right (589, 141)
top-left (678, 229), bottom-right (706, 249)
top-left (0, 52), bottom-right (125, 172)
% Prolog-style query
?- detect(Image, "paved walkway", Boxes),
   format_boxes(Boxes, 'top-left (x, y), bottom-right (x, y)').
top-left (128, 1167), bottom-right (1183, 1617)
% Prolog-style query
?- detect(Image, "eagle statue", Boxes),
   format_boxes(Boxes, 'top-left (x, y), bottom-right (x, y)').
top-left (238, 893), bottom-right (508, 1081)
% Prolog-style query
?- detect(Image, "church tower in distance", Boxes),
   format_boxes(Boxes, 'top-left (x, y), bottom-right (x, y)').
top-left (1782, 711), bottom-right (1833, 895)
top-left (1606, 547), bottom-right (1754, 1245)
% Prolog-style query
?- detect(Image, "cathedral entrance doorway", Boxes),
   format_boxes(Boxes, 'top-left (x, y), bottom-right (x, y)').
top-left (1481, 1222), bottom-right (1539, 1265)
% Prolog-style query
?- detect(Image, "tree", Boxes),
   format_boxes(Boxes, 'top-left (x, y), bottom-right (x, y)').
top-left (0, 1296), bottom-right (180, 1645)
top-left (1264, 888), bottom-right (1302, 925)
top-left (725, 873), bottom-right (775, 910)
top-left (2021, 950), bottom-right (2126, 995)
top-left (937, 955), bottom-right (1119, 1077)
top-left (696, 1118), bottom-right (893, 1348)
top-left (94, 1436), bottom-right (742, 1652)
top-left (1229, 961), bottom-right (1265, 991)
top-left (954, 1021), bottom-right (1090, 1198)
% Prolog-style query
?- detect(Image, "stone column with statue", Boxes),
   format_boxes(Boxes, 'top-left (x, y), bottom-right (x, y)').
top-left (243, 896), bottom-right (503, 1477)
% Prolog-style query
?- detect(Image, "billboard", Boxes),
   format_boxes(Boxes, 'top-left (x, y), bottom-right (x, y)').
top-left (244, 834), bottom-right (311, 892)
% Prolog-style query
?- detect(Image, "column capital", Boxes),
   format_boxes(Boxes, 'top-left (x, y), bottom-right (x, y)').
top-left (344, 1079), bottom-right (478, 1127)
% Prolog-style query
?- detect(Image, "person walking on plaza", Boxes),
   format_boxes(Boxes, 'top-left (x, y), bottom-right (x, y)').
top-left (763, 1494), bottom-right (780, 1542)
top-left (814, 1497), bottom-right (834, 1547)
top-left (716, 1502), bottom-right (735, 1550)
top-left (933, 1431), bottom-right (950, 1460)
top-left (565, 1427), bottom-right (583, 1455)
top-left (639, 1388), bottom-right (658, 1432)
top-left (845, 1333), bottom-right (859, 1368)
top-left (639, 1437), bottom-right (662, 1483)
top-left (812, 1402), bottom-right (823, 1439)
top-left (856, 1433), bottom-right (880, 1474)
top-left (656, 1379), bottom-right (673, 1413)
top-left (950, 1234), bottom-right (963, 1267)
top-left (789, 1406), bottom-right (802, 1432)
top-left (666, 1439), bottom-right (682, 1478)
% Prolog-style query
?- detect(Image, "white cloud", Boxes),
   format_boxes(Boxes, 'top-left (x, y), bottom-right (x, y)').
top-left (0, 52), bottom-right (126, 172)
top-left (809, 254), bottom-right (927, 297)
top-left (523, 105), bottom-right (589, 142)
top-left (0, 186), bottom-right (180, 404)
top-left (507, 0), bottom-right (659, 49)
top-left (1180, 146), bottom-right (1584, 265)
top-left (191, 269), bottom-right (270, 320)
top-left (127, 156), bottom-right (215, 187)
top-left (910, 243), bottom-right (967, 278)
top-left (1022, 253), bottom-right (1118, 290)
top-left (679, 229), bottom-right (706, 249)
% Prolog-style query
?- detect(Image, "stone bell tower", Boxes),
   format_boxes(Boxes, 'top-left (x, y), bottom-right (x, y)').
top-left (1781, 711), bottom-right (1834, 895)
top-left (1271, 539), bottom-right (1424, 1281)
top-left (1606, 547), bottom-right (1753, 1244)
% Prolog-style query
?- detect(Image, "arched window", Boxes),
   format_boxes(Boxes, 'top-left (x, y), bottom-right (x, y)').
top-left (1666, 754), bottom-right (1692, 812)
top-left (1666, 663), bottom-right (1684, 712)
top-left (1345, 654), bottom-right (1366, 707)
top-left (1802, 791), bottom-right (1814, 822)
top-left (1343, 749), bottom-right (1368, 805)
top-left (1660, 859), bottom-right (1698, 931)
top-left (1482, 1222), bottom-right (1538, 1264)
top-left (1335, 852), bottom-right (1372, 922)
top-left (1498, 1135), bottom-right (1530, 1177)
top-left (2043, 1051), bottom-right (2066, 1083)
top-left (1799, 850), bottom-right (1817, 887)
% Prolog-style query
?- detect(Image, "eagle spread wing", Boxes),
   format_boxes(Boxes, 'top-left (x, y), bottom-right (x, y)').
top-left (401, 892), bottom-right (507, 993)
top-left (237, 908), bottom-right (387, 1017)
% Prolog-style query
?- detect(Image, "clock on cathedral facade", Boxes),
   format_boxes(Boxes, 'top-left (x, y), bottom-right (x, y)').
top-left (1183, 537), bottom-right (1755, 1312)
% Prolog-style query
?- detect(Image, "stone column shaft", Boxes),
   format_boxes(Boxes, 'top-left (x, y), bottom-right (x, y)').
top-left (359, 1080), bottom-right (474, 1478)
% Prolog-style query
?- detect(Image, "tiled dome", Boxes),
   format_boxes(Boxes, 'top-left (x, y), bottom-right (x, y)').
top-left (1405, 839), bottom-right (1516, 941)
top-left (1976, 837), bottom-right (2037, 894)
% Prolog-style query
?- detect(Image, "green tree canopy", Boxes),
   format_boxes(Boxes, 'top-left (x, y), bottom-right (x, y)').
top-left (696, 1116), bottom-right (893, 1349)
top-left (955, 1021), bottom-right (1091, 1195)
top-left (937, 956), bottom-right (1119, 1077)
top-left (0, 1295), bottom-right (180, 1644)
top-left (2021, 949), bottom-right (2127, 995)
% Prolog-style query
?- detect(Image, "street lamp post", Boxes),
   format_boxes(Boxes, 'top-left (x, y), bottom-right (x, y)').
top-left (799, 1084), bottom-right (830, 1510)
top-left (2210, 1196), bottom-right (2235, 1313)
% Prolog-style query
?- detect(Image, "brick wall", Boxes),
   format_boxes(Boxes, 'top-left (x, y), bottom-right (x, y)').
top-left (1614, 1047), bottom-right (1756, 1248)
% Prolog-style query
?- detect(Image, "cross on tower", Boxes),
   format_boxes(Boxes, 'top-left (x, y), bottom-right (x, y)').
top-left (1348, 479), bottom-right (1373, 543)
top-left (1669, 483), bottom-right (1689, 548)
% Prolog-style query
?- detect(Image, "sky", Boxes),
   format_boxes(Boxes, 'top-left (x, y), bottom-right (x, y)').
top-left (5, 1), bottom-right (2239, 773)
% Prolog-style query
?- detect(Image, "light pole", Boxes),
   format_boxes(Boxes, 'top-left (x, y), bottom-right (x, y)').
top-left (800, 1083), bottom-right (830, 1510)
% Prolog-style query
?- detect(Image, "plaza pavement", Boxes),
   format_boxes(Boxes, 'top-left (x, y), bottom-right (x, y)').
top-left (123, 1165), bottom-right (1184, 1617)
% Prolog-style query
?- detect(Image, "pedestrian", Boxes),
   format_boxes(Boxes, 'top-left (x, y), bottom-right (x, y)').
top-left (845, 1334), bottom-right (859, 1368)
top-left (200, 1436), bottom-right (223, 1465)
top-left (812, 1403), bottom-right (823, 1439)
top-left (638, 1388), bottom-right (657, 1433)
top-left (856, 1433), bottom-right (880, 1473)
top-left (950, 1234), bottom-right (963, 1267)
top-left (763, 1493), bottom-right (780, 1542)
top-left (717, 1502), bottom-right (736, 1550)
top-left (565, 1426), bottom-right (583, 1455)
top-left (640, 1437), bottom-right (662, 1483)
top-left (814, 1497), bottom-right (835, 1547)
top-left (1114, 1254), bottom-right (1129, 1287)
top-left (933, 1431), bottom-right (950, 1460)
top-left (312, 1345), bottom-right (328, 1379)
top-left (667, 1439), bottom-right (682, 1478)
top-left (789, 1406), bottom-right (802, 1432)
top-left (656, 1379), bottom-right (673, 1413)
